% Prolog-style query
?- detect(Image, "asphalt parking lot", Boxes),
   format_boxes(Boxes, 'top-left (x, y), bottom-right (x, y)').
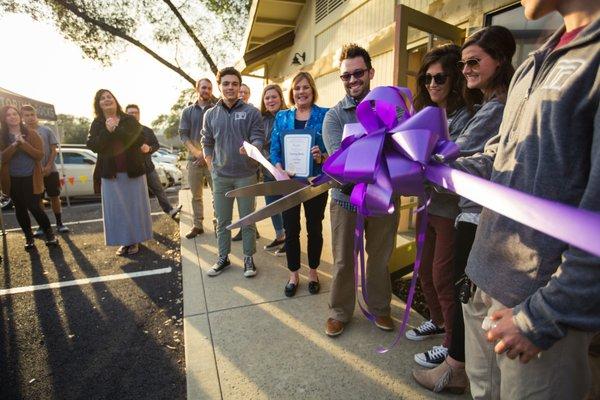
top-left (0, 190), bottom-right (185, 400)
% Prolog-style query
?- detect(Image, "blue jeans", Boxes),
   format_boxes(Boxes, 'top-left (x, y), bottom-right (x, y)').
top-left (212, 172), bottom-right (257, 257)
top-left (263, 173), bottom-right (284, 237)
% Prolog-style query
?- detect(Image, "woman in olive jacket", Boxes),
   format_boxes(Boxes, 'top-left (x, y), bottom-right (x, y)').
top-left (86, 89), bottom-right (152, 256)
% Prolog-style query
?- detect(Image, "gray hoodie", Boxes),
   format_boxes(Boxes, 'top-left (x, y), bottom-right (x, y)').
top-left (201, 99), bottom-right (264, 178)
top-left (456, 19), bottom-right (600, 350)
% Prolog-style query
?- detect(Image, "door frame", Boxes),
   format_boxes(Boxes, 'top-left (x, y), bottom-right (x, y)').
top-left (393, 4), bottom-right (465, 86)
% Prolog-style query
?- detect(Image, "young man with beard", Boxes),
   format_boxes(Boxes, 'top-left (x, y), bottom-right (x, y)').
top-left (322, 44), bottom-right (399, 337)
top-left (179, 78), bottom-right (215, 238)
top-left (202, 67), bottom-right (265, 278)
top-left (125, 104), bottom-right (181, 221)
top-left (454, 1), bottom-right (600, 398)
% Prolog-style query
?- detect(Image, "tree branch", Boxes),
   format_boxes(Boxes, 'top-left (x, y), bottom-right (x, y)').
top-left (53, 0), bottom-right (196, 86)
top-left (161, 0), bottom-right (218, 75)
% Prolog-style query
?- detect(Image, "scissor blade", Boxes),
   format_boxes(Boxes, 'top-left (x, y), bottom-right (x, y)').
top-left (227, 180), bottom-right (338, 230)
top-left (225, 180), bottom-right (307, 198)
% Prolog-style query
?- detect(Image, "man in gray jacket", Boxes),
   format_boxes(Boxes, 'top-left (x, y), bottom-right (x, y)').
top-left (179, 78), bottom-right (215, 239)
top-left (322, 44), bottom-right (399, 337)
top-left (455, 1), bottom-right (600, 398)
top-left (202, 67), bottom-right (264, 278)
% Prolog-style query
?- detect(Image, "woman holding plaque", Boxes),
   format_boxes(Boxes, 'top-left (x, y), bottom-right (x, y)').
top-left (412, 26), bottom-right (515, 394)
top-left (86, 89), bottom-right (153, 256)
top-left (260, 84), bottom-right (288, 255)
top-left (270, 72), bottom-right (329, 297)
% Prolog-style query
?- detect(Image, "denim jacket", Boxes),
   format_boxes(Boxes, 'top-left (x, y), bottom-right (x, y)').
top-left (270, 104), bottom-right (329, 177)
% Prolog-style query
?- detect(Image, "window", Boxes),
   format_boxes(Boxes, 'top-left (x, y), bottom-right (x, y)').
top-left (315, 0), bottom-right (347, 24)
top-left (61, 152), bottom-right (92, 165)
top-left (486, 4), bottom-right (563, 66)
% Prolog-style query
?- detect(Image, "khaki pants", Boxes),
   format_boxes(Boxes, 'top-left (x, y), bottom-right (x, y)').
top-left (328, 201), bottom-right (399, 322)
top-left (187, 161), bottom-right (212, 229)
top-left (463, 288), bottom-right (594, 400)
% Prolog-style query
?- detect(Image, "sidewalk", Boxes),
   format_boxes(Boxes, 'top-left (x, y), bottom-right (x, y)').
top-left (179, 188), bottom-right (467, 399)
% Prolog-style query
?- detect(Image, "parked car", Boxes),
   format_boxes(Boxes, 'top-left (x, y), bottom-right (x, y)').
top-left (156, 161), bottom-right (182, 186)
top-left (152, 151), bottom-right (178, 165)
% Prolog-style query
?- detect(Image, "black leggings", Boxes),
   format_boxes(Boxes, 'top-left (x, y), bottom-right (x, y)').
top-left (448, 221), bottom-right (478, 362)
top-left (282, 191), bottom-right (328, 271)
top-left (10, 176), bottom-right (52, 239)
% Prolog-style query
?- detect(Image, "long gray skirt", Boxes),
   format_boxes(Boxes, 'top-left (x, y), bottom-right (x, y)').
top-left (101, 173), bottom-right (153, 246)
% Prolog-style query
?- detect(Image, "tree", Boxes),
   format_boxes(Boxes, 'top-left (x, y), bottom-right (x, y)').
top-left (0, 0), bottom-right (250, 86)
top-left (151, 87), bottom-right (195, 139)
top-left (56, 113), bottom-right (92, 144)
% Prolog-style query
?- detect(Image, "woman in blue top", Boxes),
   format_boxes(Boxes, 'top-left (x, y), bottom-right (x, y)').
top-left (270, 72), bottom-right (329, 297)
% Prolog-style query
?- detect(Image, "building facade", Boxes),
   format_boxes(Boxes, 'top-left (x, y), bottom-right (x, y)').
top-left (238, 0), bottom-right (562, 107)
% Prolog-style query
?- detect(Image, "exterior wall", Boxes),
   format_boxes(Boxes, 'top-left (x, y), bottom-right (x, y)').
top-left (261, 0), bottom-right (518, 90)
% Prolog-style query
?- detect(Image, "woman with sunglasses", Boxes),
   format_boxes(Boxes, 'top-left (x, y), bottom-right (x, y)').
top-left (260, 84), bottom-right (288, 255)
top-left (86, 89), bottom-right (153, 256)
top-left (408, 43), bottom-right (480, 368)
top-left (270, 72), bottom-right (329, 297)
top-left (412, 26), bottom-right (516, 394)
top-left (0, 106), bottom-right (58, 249)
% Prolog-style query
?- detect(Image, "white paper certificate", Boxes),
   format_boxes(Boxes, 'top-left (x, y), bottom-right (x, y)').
top-left (284, 134), bottom-right (312, 178)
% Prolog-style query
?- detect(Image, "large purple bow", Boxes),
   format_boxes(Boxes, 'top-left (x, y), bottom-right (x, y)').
top-left (322, 86), bottom-right (455, 353)
top-left (321, 86), bottom-right (600, 353)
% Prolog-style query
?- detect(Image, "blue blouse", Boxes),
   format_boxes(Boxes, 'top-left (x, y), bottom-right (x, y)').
top-left (270, 104), bottom-right (329, 177)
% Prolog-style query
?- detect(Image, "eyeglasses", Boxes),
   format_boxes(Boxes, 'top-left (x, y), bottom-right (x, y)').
top-left (340, 69), bottom-right (368, 82)
top-left (422, 73), bottom-right (448, 86)
top-left (457, 58), bottom-right (482, 70)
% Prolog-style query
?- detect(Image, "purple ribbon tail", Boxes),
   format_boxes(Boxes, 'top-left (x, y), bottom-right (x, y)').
top-left (377, 196), bottom-right (429, 354)
top-left (425, 164), bottom-right (600, 258)
top-left (354, 214), bottom-right (376, 322)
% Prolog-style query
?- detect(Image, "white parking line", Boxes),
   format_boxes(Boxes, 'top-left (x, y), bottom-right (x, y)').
top-left (0, 267), bottom-right (173, 295)
top-left (2, 211), bottom-right (164, 233)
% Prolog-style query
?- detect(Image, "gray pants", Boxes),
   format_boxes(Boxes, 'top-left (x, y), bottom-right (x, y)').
top-left (212, 172), bottom-right (257, 257)
top-left (188, 160), bottom-right (213, 229)
top-left (328, 201), bottom-right (399, 322)
top-left (146, 169), bottom-right (173, 214)
top-left (463, 288), bottom-right (594, 400)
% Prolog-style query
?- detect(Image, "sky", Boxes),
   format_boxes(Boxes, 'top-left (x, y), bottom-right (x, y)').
top-left (0, 13), bottom-right (263, 127)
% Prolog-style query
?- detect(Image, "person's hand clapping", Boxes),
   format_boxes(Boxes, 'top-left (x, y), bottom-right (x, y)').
top-left (105, 117), bottom-right (119, 132)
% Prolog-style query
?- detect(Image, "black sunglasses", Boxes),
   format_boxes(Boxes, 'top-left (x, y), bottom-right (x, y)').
top-left (340, 69), bottom-right (368, 82)
top-left (457, 58), bottom-right (481, 70)
top-left (422, 73), bottom-right (448, 86)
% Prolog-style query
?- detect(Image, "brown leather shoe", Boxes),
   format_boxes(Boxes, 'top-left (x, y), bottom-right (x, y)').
top-left (325, 318), bottom-right (345, 337)
top-left (374, 315), bottom-right (395, 331)
top-left (185, 227), bottom-right (204, 239)
top-left (412, 360), bottom-right (468, 394)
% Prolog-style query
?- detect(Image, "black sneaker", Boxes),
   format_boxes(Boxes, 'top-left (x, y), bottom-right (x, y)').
top-left (45, 232), bottom-right (59, 246)
top-left (24, 237), bottom-right (35, 250)
top-left (405, 319), bottom-right (445, 341)
top-left (414, 345), bottom-right (448, 368)
top-left (57, 224), bottom-right (70, 233)
top-left (264, 238), bottom-right (285, 251)
top-left (243, 256), bottom-right (257, 278)
top-left (33, 228), bottom-right (44, 238)
top-left (207, 256), bottom-right (230, 277)
top-left (274, 245), bottom-right (286, 257)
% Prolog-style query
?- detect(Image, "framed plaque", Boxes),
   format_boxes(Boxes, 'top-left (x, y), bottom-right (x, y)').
top-left (282, 129), bottom-right (315, 178)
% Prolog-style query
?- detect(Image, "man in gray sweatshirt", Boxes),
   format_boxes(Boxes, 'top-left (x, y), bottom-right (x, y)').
top-left (201, 67), bottom-right (265, 278)
top-left (322, 44), bottom-right (399, 337)
top-left (455, 2), bottom-right (600, 398)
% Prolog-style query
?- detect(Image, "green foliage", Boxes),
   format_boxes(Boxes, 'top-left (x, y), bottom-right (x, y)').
top-left (0, 0), bottom-right (251, 79)
top-left (151, 87), bottom-right (195, 139)
top-left (56, 113), bottom-right (92, 144)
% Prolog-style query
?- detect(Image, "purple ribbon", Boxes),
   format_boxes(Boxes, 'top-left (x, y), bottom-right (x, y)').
top-left (322, 86), bottom-right (600, 354)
